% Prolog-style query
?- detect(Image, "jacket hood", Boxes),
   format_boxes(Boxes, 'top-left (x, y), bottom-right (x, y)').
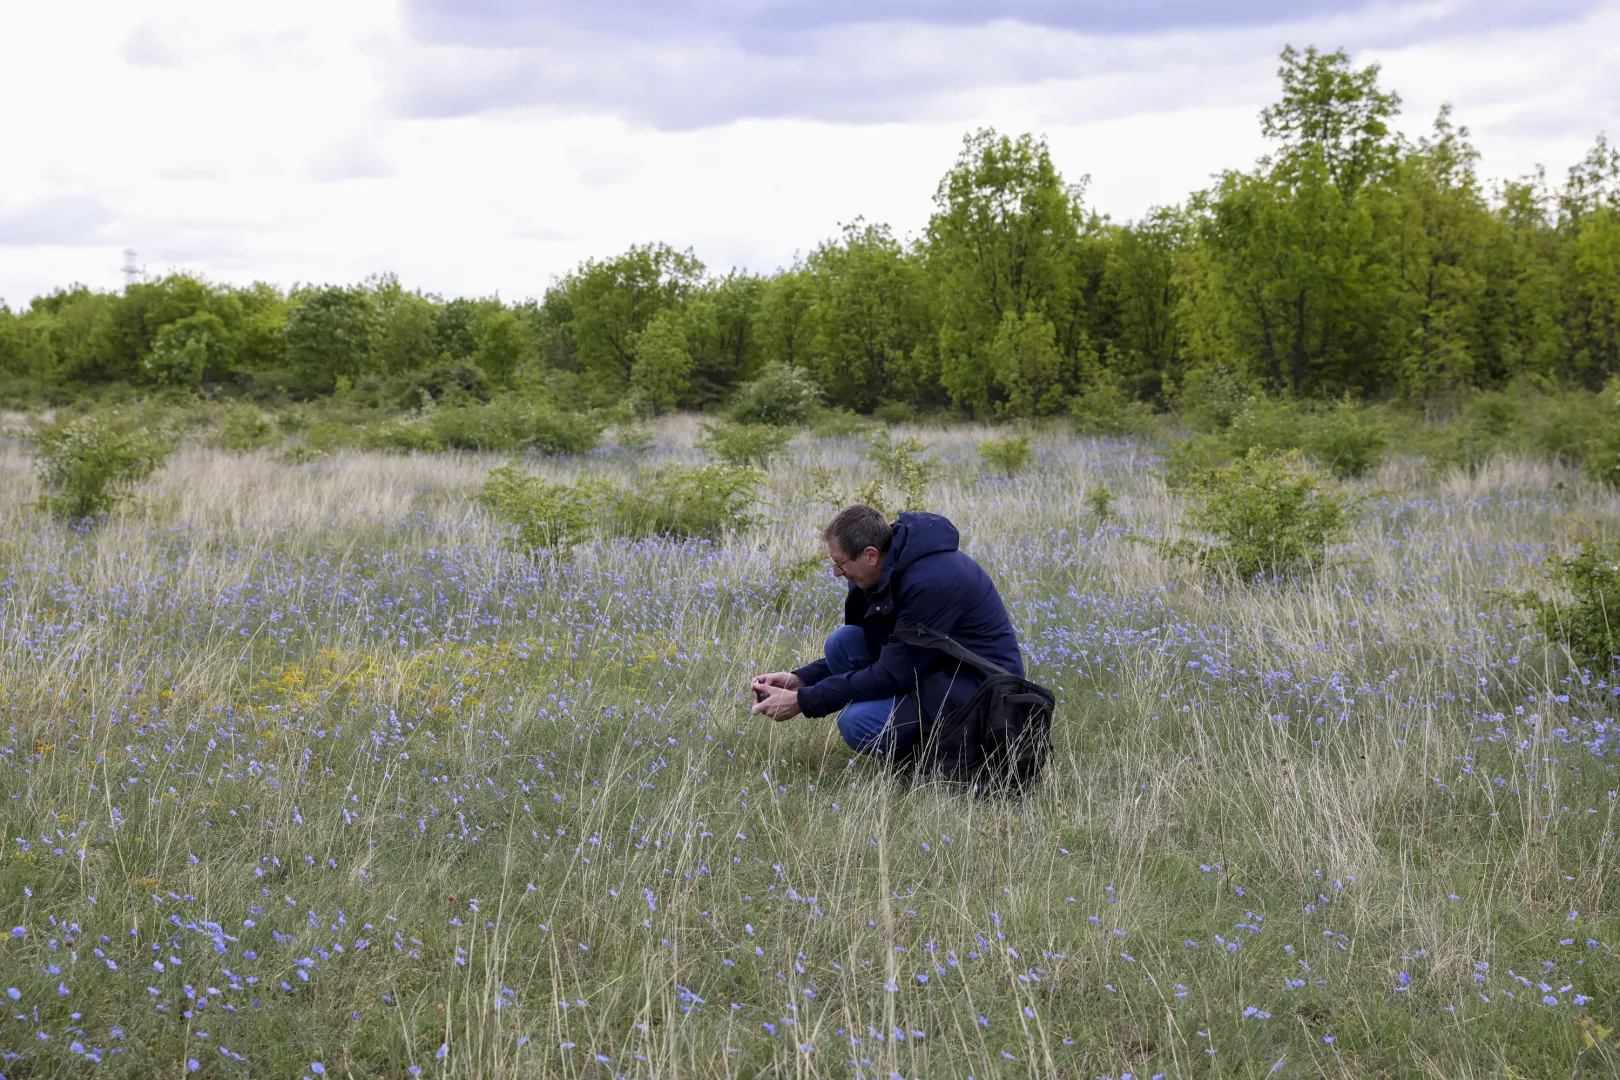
top-left (878, 512), bottom-right (960, 589)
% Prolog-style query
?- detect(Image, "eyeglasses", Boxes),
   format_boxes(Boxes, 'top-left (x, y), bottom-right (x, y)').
top-left (830, 548), bottom-right (871, 572)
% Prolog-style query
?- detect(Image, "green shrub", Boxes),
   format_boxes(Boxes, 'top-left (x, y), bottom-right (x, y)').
top-left (30, 414), bottom-right (170, 522)
top-left (478, 465), bottom-right (610, 552)
top-left (480, 462), bottom-right (762, 554)
top-left (1528, 391), bottom-right (1604, 466)
top-left (873, 401), bottom-right (917, 425)
top-left (1085, 485), bottom-right (1114, 522)
top-left (358, 419), bottom-right (443, 453)
top-left (1069, 380), bottom-right (1153, 436)
top-left (728, 363), bottom-right (822, 426)
top-left (612, 464), bottom-right (763, 540)
top-left (1161, 433), bottom-right (1233, 488)
top-left (395, 361), bottom-right (491, 408)
top-left (1514, 537), bottom-right (1620, 671)
top-left (979, 435), bottom-right (1034, 477)
top-left (1423, 391), bottom-right (1524, 471)
top-left (697, 420), bottom-right (791, 468)
top-left (1224, 396), bottom-right (1307, 456)
top-left (865, 431), bottom-right (938, 510)
top-left (1582, 425), bottom-right (1620, 487)
top-left (1177, 448), bottom-right (1350, 580)
top-left (612, 426), bottom-right (656, 456)
top-left (1309, 399), bottom-right (1386, 478)
top-left (1175, 366), bottom-right (1254, 432)
top-left (809, 408), bottom-right (872, 438)
top-left (217, 405), bottom-right (279, 451)
top-left (428, 400), bottom-right (601, 455)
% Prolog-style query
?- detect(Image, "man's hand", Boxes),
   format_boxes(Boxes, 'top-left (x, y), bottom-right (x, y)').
top-left (750, 686), bottom-right (802, 722)
top-left (751, 671), bottom-right (803, 693)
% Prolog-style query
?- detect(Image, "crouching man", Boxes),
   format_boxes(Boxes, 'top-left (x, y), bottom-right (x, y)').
top-left (749, 505), bottom-right (1026, 762)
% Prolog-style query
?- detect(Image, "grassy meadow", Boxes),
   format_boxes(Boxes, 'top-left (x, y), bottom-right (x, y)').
top-left (1, 417), bottom-right (1617, 1078)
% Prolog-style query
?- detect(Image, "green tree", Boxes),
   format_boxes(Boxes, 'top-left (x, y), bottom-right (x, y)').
top-left (1105, 209), bottom-right (1186, 402)
top-left (926, 129), bottom-right (1089, 415)
top-left (805, 221), bottom-right (930, 412)
top-left (1261, 45), bottom-right (1401, 202)
top-left (563, 244), bottom-right (705, 403)
top-left (989, 308), bottom-right (1069, 416)
top-left (145, 311), bottom-right (228, 387)
top-left (753, 266), bottom-right (816, 370)
top-left (373, 277), bottom-right (439, 375)
top-left (1384, 108), bottom-right (1493, 398)
top-left (473, 307), bottom-right (534, 389)
top-left (629, 307), bottom-right (692, 415)
top-left (285, 285), bottom-right (376, 389)
top-left (684, 273), bottom-right (761, 405)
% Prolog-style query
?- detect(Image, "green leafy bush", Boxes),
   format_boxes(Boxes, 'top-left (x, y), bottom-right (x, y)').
top-left (217, 405), bottom-right (279, 451)
top-left (430, 400), bottom-right (601, 455)
top-left (727, 363), bottom-right (822, 427)
top-left (979, 435), bottom-right (1034, 477)
top-left (612, 465), bottom-right (763, 540)
top-left (358, 419), bottom-right (443, 453)
top-left (1175, 366), bottom-right (1254, 433)
top-left (395, 361), bottom-right (491, 408)
top-left (477, 465), bottom-right (610, 551)
top-left (865, 431), bottom-right (938, 510)
top-left (697, 420), bottom-right (791, 468)
top-left (872, 401), bottom-right (917, 425)
top-left (1515, 537), bottom-right (1620, 671)
top-left (30, 414), bottom-right (170, 521)
top-left (809, 408), bottom-right (872, 438)
top-left (1069, 379), bottom-right (1153, 436)
top-left (1176, 448), bottom-right (1350, 580)
top-left (360, 400), bottom-right (601, 455)
top-left (1309, 399), bottom-right (1387, 478)
top-left (1085, 485), bottom-right (1114, 522)
top-left (480, 463), bottom-right (762, 554)
top-left (1224, 395), bottom-right (1308, 456)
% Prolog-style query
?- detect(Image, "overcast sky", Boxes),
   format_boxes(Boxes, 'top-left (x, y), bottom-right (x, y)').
top-left (1, 0), bottom-right (1616, 307)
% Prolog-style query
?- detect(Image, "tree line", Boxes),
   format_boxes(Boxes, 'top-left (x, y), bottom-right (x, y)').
top-left (3, 46), bottom-right (1618, 417)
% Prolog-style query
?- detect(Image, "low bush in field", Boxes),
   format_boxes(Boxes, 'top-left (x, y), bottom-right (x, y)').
top-left (1173, 448), bottom-right (1350, 580)
top-left (1514, 536), bottom-right (1620, 671)
top-left (727, 362), bottom-right (822, 426)
top-left (216, 404), bottom-right (280, 451)
top-left (360, 399), bottom-right (601, 455)
top-left (479, 462), bottom-right (762, 552)
top-left (697, 420), bottom-right (791, 468)
top-left (477, 465), bottom-right (613, 551)
top-left (611, 464), bottom-right (762, 539)
top-left (1069, 379), bottom-right (1154, 436)
top-left (29, 413), bottom-right (171, 521)
top-left (394, 361), bottom-right (491, 408)
top-left (979, 434), bottom-right (1033, 476)
top-left (1167, 395), bottom-right (1388, 479)
top-left (429, 400), bottom-right (601, 454)
top-left (1310, 398), bottom-right (1387, 478)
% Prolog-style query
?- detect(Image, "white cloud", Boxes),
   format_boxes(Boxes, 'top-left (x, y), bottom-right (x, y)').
top-left (0, 0), bottom-right (1615, 309)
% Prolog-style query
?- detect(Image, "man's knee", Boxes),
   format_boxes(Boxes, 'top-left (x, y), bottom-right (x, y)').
top-left (838, 698), bottom-right (891, 753)
top-left (824, 625), bottom-right (869, 674)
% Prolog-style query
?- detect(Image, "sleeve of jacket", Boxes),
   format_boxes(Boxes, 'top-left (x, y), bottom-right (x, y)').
top-left (796, 568), bottom-right (961, 718)
top-left (792, 657), bottom-right (832, 687)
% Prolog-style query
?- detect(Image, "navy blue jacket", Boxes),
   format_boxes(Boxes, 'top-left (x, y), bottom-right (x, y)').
top-left (794, 512), bottom-right (1025, 724)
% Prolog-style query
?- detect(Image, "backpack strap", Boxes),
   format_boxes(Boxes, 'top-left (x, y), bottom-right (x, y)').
top-left (889, 625), bottom-right (1013, 678)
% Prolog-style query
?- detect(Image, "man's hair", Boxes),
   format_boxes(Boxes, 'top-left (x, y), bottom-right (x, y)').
top-left (824, 505), bottom-right (893, 559)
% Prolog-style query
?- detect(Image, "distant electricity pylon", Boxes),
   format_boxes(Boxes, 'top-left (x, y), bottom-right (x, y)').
top-left (122, 249), bottom-right (139, 292)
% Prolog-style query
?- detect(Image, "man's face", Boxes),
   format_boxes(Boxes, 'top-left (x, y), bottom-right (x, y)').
top-left (828, 539), bottom-right (883, 589)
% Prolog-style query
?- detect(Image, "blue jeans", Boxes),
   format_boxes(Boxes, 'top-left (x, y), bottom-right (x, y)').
top-left (823, 625), bottom-right (921, 759)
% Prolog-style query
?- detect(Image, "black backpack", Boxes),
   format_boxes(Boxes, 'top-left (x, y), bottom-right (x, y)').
top-left (890, 626), bottom-right (1055, 790)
